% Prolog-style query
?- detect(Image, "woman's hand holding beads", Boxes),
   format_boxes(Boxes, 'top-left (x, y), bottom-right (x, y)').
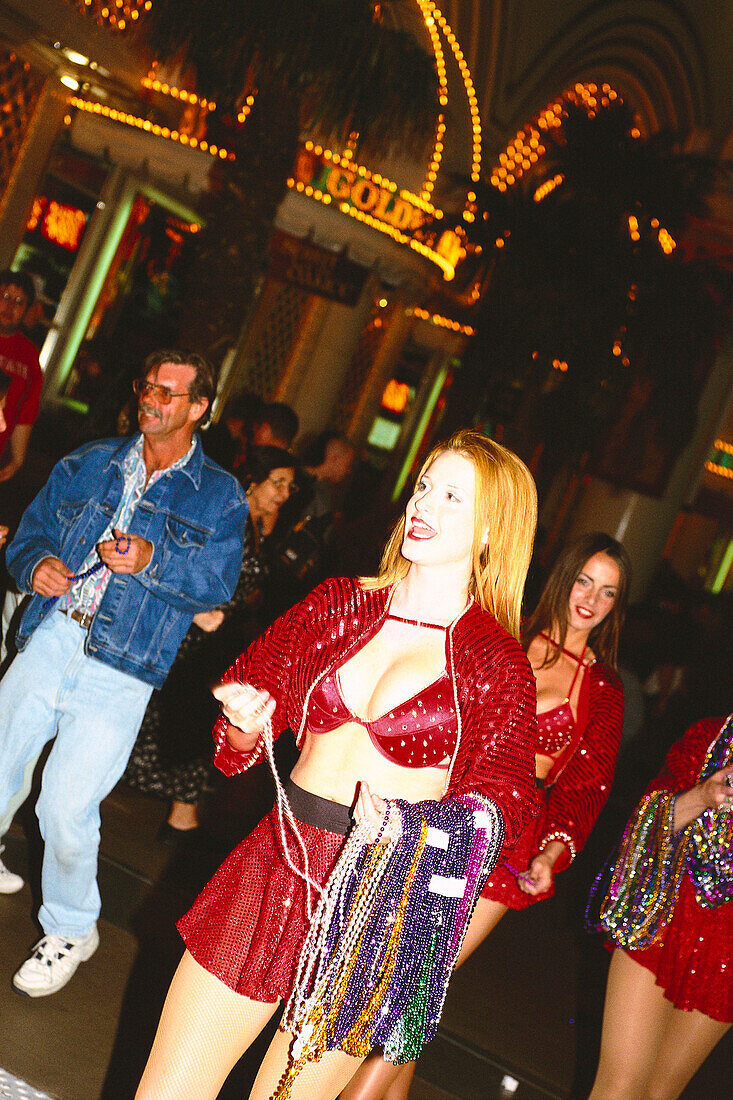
top-left (212, 681), bottom-right (275, 752)
top-left (354, 782), bottom-right (401, 844)
top-left (673, 767), bottom-right (733, 831)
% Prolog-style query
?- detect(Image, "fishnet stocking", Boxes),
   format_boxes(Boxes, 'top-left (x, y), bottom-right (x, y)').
top-left (249, 1027), bottom-right (365, 1099)
top-left (341, 898), bottom-right (508, 1100)
top-left (135, 951), bottom-right (280, 1100)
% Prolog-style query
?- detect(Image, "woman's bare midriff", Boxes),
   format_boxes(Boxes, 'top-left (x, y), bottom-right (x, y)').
top-left (534, 752), bottom-right (557, 782)
top-left (290, 722), bottom-right (449, 807)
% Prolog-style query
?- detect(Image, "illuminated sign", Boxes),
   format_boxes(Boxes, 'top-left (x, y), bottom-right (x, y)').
top-left (288, 147), bottom-right (465, 280)
top-left (42, 201), bottom-right (88, 251)
top-left (381, 379), bottom-right (411, 414)
top-left (27, 196), bottom-right (46, 232)
top-left (294, 149), bottom-right (426, 233)
top-left (28, 196), bottom-right (88, 251)
top-left (368, 416), bottom-right (402, 451)
top-left (269, 230), bottom-right (367, 305)
top-left (322, 168), bottom-right (424, 231)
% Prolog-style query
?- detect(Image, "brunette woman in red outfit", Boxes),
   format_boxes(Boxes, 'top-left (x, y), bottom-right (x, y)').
top-left (136, 430), bottom-right (539, 1100)
top-left (344, 531), bottom-right (630, 1100)
top-left (589, 714), bottom-right (732, 1100)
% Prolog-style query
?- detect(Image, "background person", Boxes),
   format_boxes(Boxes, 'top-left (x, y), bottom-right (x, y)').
top-left (252, 401), bottom-right (299, 451)
top-left (589, 713), bottom-right (732, 1100)
top-left (272, 431), bottom-right (356, 612)
top-left (203, 396), bottom-right (299, 475)
top-left (0, 367), bottom-right (29, 895)
top-left (0, 269), bottom-right (42, 487)
top-left (0, 272), bottom-right (44, 671)
top-left (344, 530), bottom-right (629, 1100)
top-left (201, 389), bottom-right (263, 472)
top-left (136, 429), bottom-right (540, 1100)
top-left (124, 445), bottom-right (299, 838)
top-left (0, 349), bottom-right (248, 997)
top-left (0, 366), bottom-right (10, 520)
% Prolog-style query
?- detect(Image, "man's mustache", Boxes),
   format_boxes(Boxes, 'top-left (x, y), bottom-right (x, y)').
top-left (139, 404), bottom-right (162, 420)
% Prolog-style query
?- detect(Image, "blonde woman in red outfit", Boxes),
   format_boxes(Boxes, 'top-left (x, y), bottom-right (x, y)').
top-left (343, 531), bottom-right (629, 1100)
top-left (136, 431), bottom-right (539, 1100)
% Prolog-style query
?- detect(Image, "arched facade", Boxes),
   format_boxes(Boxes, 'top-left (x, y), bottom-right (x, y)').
top-left (0, 0), bottom-right (729, 595)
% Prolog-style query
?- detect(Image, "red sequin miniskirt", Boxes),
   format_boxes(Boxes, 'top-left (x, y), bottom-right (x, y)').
top-left (480, 790), bottom-right (552, 910)
top-left (620, 873), bottom-right (733, 1023)
top-left (177, 781), bottom-right (350, 1002)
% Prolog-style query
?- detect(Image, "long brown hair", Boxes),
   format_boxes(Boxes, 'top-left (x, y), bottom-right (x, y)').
top-left (362, 430), bottom-right (537, 638)
top-left (522, 532), bottom-right (631, 669)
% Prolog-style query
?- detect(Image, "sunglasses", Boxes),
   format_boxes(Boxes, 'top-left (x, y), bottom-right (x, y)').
top-left (133, 379), bottom-right (191, 405)
top-left (0, 292), bottom-right (27, 307)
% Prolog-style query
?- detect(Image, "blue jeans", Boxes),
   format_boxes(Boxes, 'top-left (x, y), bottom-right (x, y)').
top-left (0, 612), bottom-right (152, 937)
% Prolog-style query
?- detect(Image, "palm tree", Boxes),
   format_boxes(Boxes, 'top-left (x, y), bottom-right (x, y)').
top-left (444, 98), bottom-right (730, 509)
top-left (144, 1), bottom-right (439, 355)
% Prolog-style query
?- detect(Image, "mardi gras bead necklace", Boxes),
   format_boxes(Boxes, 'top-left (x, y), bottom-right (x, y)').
top-left (589, 713), bottom-right (733, 949)
top-left (42, 534), bottom-right (131, 610)
top-left (686, 713), bottom-right (733, 908)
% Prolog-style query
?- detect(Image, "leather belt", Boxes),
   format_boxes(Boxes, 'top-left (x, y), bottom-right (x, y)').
top-left (59, 607), bottom-right (94, 630)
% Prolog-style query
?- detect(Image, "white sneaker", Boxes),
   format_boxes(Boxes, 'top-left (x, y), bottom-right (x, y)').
top-left (0, 845), bottom-right (24, 894)
top-left (12, 927), bottom-right (99, 997)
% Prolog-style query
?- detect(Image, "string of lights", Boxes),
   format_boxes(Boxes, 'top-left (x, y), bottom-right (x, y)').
top-left (415, 1), bottom-right (482, 199)
top-left (409, 306), bottom-right (474, 335)
top-left (705, 438), bottom-right (733, 479)
top-left (67, 95), bottom-right (234, 159)
top-left (74, 0), bottom-right (151, 33)
top-left (142, 75), bottom-right (216, 112)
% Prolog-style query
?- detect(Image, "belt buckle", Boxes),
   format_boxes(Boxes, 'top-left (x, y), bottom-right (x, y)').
top-left (70, 608), bottom-right (93, 630)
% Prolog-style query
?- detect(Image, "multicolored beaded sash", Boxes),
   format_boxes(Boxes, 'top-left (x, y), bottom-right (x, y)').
top-left (590, 714), bottom-right (732, 950)
top-left (686, 713), bottom-right (733, 908)
top-left (273, 792), bottom-right (504, 1095)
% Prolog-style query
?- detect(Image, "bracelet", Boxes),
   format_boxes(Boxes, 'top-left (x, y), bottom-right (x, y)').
top-left (215, 719), bottom-right (229, 750)
top-left (542, 830), bottom-right (576, 861)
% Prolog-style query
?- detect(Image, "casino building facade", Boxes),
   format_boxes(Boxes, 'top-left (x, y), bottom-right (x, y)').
top-left (0, 1), bottom-right (730, 595)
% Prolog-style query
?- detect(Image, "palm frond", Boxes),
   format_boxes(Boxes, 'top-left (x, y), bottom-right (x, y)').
top-left (145, 0), bottom-right (438, 153)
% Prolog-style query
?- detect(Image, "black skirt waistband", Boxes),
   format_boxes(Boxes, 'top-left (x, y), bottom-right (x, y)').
top-left (284, 779), bottom-right (352, 836)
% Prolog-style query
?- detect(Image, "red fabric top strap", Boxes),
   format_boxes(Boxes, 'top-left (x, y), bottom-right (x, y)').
top-left (545, 660), bottom-right (591, 787)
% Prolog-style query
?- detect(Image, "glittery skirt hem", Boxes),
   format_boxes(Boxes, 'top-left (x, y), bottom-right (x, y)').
top-left (615, 874), bottom-right (733, 1023)
top-left (481, 801), bottom-right (552, 909)
top-left (177, 798), bottom-right (347, 1002)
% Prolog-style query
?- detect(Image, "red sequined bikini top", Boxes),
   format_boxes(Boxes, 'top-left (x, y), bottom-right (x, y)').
top-left (306, 612), bottom-right (458, 769)
top-left (536, 639), bottom-right (588, 756)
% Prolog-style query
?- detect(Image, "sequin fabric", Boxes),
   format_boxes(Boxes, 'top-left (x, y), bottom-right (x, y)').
top-left (620, 716), bottom-right (733, 1022)
top-left (212, 577), bottom-right (539, 856)
top-left (536, 700), bottom-right (575, 755)
top-left (535, 647), bottom-right (587, 754)
top-left (177, 806), bottom-right (346, 1001)
top-left (306, 616), bottom-right (456, 768)
top-left (482, 661), bottom-right (623, 908)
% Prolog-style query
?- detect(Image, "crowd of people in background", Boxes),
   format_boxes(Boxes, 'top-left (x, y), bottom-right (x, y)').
top-left (0, 312), bottom-right (729, 1099)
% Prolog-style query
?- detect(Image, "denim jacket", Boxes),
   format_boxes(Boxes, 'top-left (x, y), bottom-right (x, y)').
top-left (7, 434), bottom-right (248, 687)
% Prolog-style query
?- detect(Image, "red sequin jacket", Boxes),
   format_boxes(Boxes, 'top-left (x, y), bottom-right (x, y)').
top-left (645, 716), bottom-right (727, 798)
top-left (539, 661), bottom-right (624, 871)
top-left (213, 576), bottom-right (540, 856)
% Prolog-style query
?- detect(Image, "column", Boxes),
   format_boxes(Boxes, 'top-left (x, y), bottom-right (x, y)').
top-left (567, 337), bottom-right (733, 600)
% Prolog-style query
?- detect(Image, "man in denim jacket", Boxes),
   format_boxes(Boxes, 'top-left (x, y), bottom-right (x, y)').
top-left (0, 349), bottom-right (248, 996)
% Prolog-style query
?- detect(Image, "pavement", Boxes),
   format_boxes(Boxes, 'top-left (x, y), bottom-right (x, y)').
top-left (0, 755), bottom-right (730, 1100)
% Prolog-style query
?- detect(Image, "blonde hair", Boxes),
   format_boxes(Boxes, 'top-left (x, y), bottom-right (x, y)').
top-left (363, 430), bottom-right (537, 638)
